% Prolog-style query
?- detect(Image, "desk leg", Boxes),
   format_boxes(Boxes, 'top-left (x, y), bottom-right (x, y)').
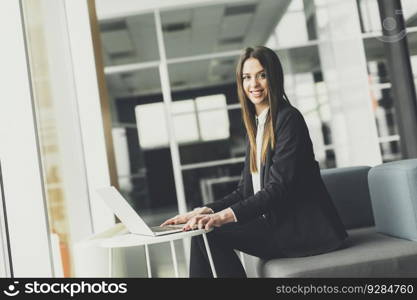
top-left (169, 240), bottom-right (179, 278)
top-left (108, 248), bottom-right (112, 278)
top-left (202, 232), bottom-right (217, 278)
top-left (144, 244), bottom-right (152, 278)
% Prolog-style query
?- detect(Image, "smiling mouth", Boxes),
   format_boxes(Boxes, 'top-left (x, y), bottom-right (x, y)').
top-left (251, 90), bottom-right (263, 97)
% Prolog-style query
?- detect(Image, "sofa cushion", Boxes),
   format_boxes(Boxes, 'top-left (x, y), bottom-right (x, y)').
top-left (368, 159), bottom-right (417, 241)
top-left (244, 227), bottom-right (417, 277)
top-left (320, 166), bottom-right (374, 229)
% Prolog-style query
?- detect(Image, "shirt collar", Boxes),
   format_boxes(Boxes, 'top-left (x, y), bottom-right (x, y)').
top-left (256, 107), bottom-right (269, 126)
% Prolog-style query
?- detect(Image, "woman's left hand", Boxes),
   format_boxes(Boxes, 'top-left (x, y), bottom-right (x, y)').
top-left (182, 208), bottom-right (236, 231)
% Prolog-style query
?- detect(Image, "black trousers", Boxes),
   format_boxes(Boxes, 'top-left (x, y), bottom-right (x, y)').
top-left (190, 216), bottom-right (285, 278)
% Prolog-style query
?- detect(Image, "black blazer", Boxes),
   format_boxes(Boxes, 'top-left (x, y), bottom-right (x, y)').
top-left (206, 102), bottom-right (348, 257)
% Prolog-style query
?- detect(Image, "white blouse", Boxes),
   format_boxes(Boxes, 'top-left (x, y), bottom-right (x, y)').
top-left (251, 107), bottom-right (269, 194)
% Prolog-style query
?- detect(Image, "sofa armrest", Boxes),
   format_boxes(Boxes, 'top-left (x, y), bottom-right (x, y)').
top-left (368, 159), bottom-right (417, 241)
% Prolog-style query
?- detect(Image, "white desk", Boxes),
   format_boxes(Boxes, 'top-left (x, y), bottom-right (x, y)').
top-left (95, 225), bottom-right (217, 278)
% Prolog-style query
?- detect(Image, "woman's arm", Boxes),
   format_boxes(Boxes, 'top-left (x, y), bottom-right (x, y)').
top-left (160, 206), bottom-right (213, 226)
top-left (182, 207), bottom-right (237, 231)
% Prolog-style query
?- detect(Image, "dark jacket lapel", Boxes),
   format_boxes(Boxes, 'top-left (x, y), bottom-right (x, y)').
top-left (243, 143), bottom-right (254, 197)
top-left (260, 163), bottom-right (265, 189)
top-left (260, 104), bottom-right (284, 189)
top-left (260, 147), bottom-right (272, 189)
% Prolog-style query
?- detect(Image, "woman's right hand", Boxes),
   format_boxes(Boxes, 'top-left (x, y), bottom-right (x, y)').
top-left (160, 207), bottom-right (214, 227)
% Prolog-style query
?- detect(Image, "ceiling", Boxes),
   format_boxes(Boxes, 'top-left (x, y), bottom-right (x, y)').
top-left (98, 0), bottom-right (417, 100)
top-left (99, 0), bottom-right (294, 99)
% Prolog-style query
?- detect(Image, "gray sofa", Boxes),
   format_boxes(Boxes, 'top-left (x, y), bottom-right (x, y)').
top-left (243, 159), bottom-right (417, 277)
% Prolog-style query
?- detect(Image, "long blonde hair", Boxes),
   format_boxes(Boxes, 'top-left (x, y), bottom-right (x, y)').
top-left (236, 46), bottom-right (290, 173)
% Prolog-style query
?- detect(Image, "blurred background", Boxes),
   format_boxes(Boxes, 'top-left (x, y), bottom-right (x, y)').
top-left (0, 0), bottom-right (416, 278)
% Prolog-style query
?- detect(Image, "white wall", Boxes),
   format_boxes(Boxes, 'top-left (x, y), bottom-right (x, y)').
top-left (0, 0), bottom-right (54, 277)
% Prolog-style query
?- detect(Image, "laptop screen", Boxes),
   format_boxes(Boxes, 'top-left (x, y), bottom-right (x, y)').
top-left (96, 186), bottom-right (153, 235)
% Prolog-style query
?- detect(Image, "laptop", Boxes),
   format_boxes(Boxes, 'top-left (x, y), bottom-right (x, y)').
top-left (96, 186), bottom-right (191, 236)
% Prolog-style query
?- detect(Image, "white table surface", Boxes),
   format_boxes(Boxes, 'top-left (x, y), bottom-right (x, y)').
top-left (99, 228), bottom-right (213, 248)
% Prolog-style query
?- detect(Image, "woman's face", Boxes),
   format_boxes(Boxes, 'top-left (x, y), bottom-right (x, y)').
top-left (242, 58), bottom-right (269, 113)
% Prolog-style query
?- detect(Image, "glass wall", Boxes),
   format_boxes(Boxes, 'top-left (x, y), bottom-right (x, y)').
top-left (21, 0), bottom-right (97, 277)
top-left (358, 0), bottom-right (417, 162)
top-left (108, 66), bottom-right (167, 218)
top-left (401, 0), bottom-right (417, 91)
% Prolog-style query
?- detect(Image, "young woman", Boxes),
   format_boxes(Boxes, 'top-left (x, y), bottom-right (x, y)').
top-left (161, 46), bottom-right (348, 277)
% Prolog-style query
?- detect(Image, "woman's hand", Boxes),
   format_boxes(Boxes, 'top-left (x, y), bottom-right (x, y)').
top-left (182, 208), bottom-right (236, 231)
top-left (160, 207), bottom-right (213, 227)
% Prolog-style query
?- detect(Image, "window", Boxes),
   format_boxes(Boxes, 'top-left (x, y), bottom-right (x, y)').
top-left (135, 94), bottom-right (229, 149)
top-left (196, 94), bottom-right (230, 141)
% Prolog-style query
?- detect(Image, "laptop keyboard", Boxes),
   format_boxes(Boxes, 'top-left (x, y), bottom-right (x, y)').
top-left (151, 225), bottom-right (184, 233)
top-left (151, 224), bottom-right (201, 233)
